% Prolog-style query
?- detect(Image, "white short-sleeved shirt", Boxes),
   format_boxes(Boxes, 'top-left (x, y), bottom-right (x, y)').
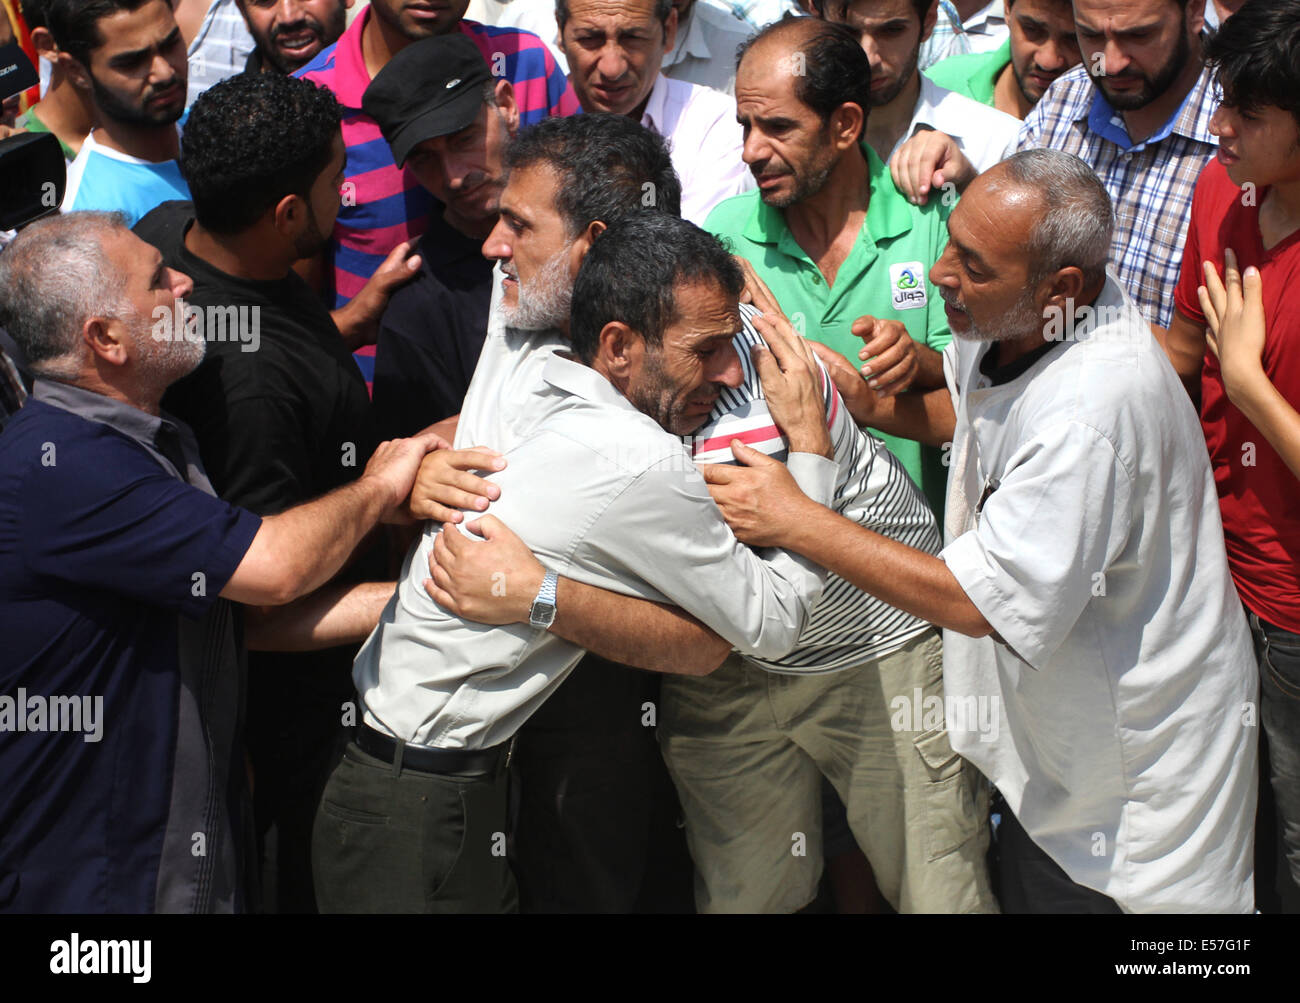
top-left (892, 75), bottom-right (1022, 174)
top-left (938, 275), bottom-right (1258, 913)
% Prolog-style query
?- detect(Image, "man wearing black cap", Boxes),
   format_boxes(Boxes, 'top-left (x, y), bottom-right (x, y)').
top-left (362, 34), bottom-right (514, 439)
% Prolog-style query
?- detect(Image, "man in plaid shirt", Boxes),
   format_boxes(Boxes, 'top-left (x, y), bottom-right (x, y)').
top-left (895, 0), bottom-right (1217, 330)
top-left (1014, 0), bottom-right (1217, 330)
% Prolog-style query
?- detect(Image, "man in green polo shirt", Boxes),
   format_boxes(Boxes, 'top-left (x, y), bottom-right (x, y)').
top-left (924, 0), bottom-right (1079, 119)
top-left (708, 14), bottom-right (952, 515)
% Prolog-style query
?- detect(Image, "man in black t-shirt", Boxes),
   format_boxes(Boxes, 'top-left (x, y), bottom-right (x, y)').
top-left (361, 34), bottom-right (509, 438)
top-left (134, 71), bottom-right (387, 914)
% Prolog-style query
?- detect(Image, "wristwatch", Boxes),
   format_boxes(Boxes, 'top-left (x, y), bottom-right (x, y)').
top-left (528, 570), bottom-right (559, 629)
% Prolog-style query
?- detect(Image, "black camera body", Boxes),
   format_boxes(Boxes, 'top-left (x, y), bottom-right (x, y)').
top-left (1, 40), bottom-right (66, 230)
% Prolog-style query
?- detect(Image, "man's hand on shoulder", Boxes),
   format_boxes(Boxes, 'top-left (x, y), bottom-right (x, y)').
top-left (331, 241), bottom-right (422, 350)
top-left (889, 130), bottom-right (975, 206)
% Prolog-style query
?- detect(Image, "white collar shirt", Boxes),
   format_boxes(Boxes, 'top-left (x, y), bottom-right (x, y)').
top-left (960, 0), bottom-right (1008, 54)
top-left (641, 73), bottom-right (756, 226)
top-left (893, 74), bottom-right (1022, 173)
top-left (938, 274), bottom-right (1258, 913)
top-left (662, 0), bottom-right (753, 94)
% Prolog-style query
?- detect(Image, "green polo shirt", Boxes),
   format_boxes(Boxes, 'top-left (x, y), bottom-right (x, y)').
top-left (923, 38), bottom-right (1012, 108)
top-left (705, 144), bottom-right (953, 516)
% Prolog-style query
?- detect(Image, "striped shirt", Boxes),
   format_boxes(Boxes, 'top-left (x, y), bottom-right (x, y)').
top-left (1016, 63), bottom-right (1219, 329)
top-left (690, 304), bottom-right (940, 674)
top-left (185, 0), bottom-right (256, 109)
top-left (296, 9), bottom-right (579, 384)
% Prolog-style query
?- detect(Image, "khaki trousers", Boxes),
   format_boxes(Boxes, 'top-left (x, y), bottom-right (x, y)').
top-left (659, 630), bottom-right (997, 913)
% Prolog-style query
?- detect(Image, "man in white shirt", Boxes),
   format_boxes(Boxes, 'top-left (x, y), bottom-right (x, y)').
top-left (492, 0), bottom-right (753, 93)
top-left (812, 0), bottom-right (1020, 171)
top-left (556, 0), bottom-right (753, 224)
top-left (312, 115), bottom-right (837, 913)
top-left (700, 148), bottom-right (1259, 913)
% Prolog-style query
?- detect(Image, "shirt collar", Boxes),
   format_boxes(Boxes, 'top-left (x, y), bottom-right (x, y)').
top-left (962, 0), bottom-right (1005, 33)
top-left (664, 4), bottom-right (713, 68)
top-left (324, 4), bottom-right (374, 109)
top-left (1084, 63), bottom-right (1219, 152)
top-left (641, 73), bottom-right (673, 134)
top-left (741, 143), bottom-right (914, 249)
top-left (540, 350), bottom-right (642, 414)
top-left (32, 378), bottom-right (198, 479)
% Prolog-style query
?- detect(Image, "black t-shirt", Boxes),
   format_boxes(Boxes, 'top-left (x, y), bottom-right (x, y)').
top-left (134, 201), bottom-right (380, 709)
top-left (136, 200), bottom-right (378, 514)
top-left (371, 216), bottom-right (494, 439)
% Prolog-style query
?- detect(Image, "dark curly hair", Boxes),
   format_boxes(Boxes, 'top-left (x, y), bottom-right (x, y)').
top-left (180, 72), bottom-right (343, 235)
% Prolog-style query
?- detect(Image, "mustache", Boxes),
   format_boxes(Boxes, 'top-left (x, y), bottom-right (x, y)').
top-left (270, 18), bottom-right (325, 42)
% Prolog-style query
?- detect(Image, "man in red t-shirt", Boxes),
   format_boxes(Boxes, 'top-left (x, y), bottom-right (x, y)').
top-left (1165, 0), bottom-right (1300, 911)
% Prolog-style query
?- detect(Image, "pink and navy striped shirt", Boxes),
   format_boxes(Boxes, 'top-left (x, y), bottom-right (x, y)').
top-left (297, 9), bottom-right (580, 384)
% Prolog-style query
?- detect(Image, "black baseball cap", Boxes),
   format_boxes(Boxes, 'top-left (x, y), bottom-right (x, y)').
top-left (362, 34), bottom-right (494, 167)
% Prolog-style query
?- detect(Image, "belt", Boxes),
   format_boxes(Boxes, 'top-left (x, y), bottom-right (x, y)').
top-left (355, 722), bottom-right (512, 777)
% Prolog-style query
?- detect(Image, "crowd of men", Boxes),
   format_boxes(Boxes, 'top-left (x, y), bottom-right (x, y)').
top-left (0, 0), bottom-right (1295, 916)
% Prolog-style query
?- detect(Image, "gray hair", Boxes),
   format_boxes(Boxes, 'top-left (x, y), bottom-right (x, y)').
top-left (994, 149), bottom-right (1114, 287)
top-left (0, 211), bottom-right (131, 378)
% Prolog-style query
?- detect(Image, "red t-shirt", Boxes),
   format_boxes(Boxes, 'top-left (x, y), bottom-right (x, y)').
top-left (1174, 157), bottom-right (1300, 632)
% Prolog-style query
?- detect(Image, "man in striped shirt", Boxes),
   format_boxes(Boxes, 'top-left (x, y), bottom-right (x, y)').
top-left (295, 0), bottom-right (579, 385)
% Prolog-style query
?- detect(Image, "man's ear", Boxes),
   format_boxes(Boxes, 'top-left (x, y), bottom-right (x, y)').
top-left (495, 78), bottom-right (520, 135)
top-left (63, 54), bottom-right (93, 94)
top-left (831, 102), bottom-right (866, 151)
top-left (1186, 0), bottom-right (1205, 41)
top-left (569, 219), bottom-right (606, 275)
top-left (31, 26), bottom-right (57, 60)
top-left (663, 7), bottom-right (678, 54)
top-left (272, 192), bottom-right (306, 241)
top-left (597, 320), bottom-right (643, 378)
top-left (83, 315), bottom-right (129, 368)
top-left (920, 0), bottom-right (939, 44)
top-left (1040, 265), bottom-right (1088, 319)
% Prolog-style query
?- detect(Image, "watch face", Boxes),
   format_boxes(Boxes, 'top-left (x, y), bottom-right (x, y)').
top-left (529, 601), bottom-right (556, 629)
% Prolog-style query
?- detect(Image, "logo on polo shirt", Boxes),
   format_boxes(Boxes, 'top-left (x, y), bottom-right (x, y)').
top-left (889, 262), bottom-right (927, 311)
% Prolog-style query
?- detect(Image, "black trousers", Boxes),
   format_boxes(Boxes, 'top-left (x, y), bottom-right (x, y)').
top-left (995, 795), bottom-right (1122, 914)
top-left (312, 740), bottom-right (518, 914)
top-left (510, 653), bottom-right (695, 913)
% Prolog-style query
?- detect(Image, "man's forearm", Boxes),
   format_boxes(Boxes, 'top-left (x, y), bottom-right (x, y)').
top-left (225, 477), bottom-right (390, 605)
top-left (864, 386), bottom-right (956, 447)
top-left (914, 344), bottom-right (946, 390)
top-left (244, 580), bottom-right (396, 651)
top-left (550, 579), bottom-right (731, 675)
top-left (785, 503), bottom-right (991, 637)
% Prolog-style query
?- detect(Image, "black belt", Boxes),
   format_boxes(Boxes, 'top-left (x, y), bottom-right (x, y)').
top-left (355, 723), bottom-right (512, 777)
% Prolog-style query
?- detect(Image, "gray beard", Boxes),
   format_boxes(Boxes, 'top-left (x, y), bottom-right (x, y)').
top-left (502, 248), bottom-right (572, 331)
top-left (948, 288), bottom-right (1043, 343)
